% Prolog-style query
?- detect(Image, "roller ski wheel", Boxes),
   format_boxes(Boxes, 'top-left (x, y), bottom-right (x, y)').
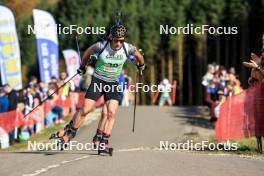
top-left (49, 133), bottom-right (58, 140)
top-left (98, 147), bottom-right (114, 156)
top-left (58, 136), bottom-right (70, 151)
top-left (49, 128), bottom-right (65, 140)
top-left (49, 120), bottom-right (77, 151)
top-left (49, 131), bottom-right (70, 151)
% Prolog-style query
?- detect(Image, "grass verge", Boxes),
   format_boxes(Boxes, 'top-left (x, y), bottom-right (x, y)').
top-left (205, 136), bottom-right (264, 156)
top-left (0, 117), bottom-right (71, 152)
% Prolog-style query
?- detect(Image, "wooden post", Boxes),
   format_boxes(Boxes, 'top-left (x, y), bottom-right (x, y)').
top-left (172, 80), bottom-right (177, 105)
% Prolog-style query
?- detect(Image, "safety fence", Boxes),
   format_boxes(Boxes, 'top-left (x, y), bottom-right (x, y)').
top-left (0, 92), bottom-right (104, 148)
top-left (215, 82), bottom-right (264, 141)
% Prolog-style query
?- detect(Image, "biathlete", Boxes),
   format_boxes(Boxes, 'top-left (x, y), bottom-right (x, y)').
top-left (51, 24), bottom-right (145, 155)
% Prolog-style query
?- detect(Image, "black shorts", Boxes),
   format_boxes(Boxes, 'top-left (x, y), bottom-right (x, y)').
top-left (85, 76), bottom-right (120, 102)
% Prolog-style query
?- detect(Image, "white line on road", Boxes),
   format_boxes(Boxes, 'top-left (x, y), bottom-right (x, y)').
top-left (21, 147), bottom-right (157, 176)
top-left (22, 155), bottom-right (91, 176)
top-left (21, 146), bottom-right (264, 176)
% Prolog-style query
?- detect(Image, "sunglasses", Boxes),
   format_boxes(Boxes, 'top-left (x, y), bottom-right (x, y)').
top-left (113, 38), bottom-right (125, 43)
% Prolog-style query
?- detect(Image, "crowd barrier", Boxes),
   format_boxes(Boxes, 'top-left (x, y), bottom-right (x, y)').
top-left (0, 92), bottom-right (104, 140)
top-left (215, 82), bottom-right (264, 141)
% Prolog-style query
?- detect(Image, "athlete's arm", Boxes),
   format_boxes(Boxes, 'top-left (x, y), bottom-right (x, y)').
top-left (133, 50), bottom-right (145, 65)
top-left (81, 47), bottom-right (94, 66)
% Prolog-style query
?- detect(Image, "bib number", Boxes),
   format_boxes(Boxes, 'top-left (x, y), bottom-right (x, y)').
top-left (104, 63), bottom-right (119, 72)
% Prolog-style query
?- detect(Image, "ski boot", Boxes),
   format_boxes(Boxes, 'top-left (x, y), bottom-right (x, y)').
top-left (92, 133), bottom-right (103, 150)
top-left (98, 135), bottom-right (113, 156)
top-left (49, 120), bottom-right (78, 150)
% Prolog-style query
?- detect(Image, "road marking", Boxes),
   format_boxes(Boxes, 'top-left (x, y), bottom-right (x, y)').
top-left (22, 155), bottom-right (91, 176)
top-left (118, 147), bottom-right (160, 152)
top-left (21, 147), bottom-right (159, 176)
top-left (22, 146), bottom-right (264, 176)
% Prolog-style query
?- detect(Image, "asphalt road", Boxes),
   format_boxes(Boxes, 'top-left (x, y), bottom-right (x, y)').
top-left (0, 106), bottom-right (264, 176)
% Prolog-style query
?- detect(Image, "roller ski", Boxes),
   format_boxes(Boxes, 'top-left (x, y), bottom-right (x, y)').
top-left (98, 135), bottom-right (114, 156)
top-left (92, 131), bottom-right (103, 150)
top-left (49, 120), bottom-right (78, 150)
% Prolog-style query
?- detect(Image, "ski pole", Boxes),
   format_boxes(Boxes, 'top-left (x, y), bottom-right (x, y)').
top-left (75, 36), bottom-right (82, 64)
top-left (132, 71), bottom-right (140, 132)
top-left (24, 72), bottom-right (79, 118)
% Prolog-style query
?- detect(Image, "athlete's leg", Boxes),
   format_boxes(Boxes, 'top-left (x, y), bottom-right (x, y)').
top-left (97, 104), bottom-right (108, 131)
top-left (99, 100), bottom-right (119, 151)
top-left (98, 79), bottom-right (119, 151)
top-left (92, 103), bottom-right (108, 145)
top-left (57, 99), bottom-right (96, 143)
top-left (72, 99), bottom-right (97, 128)
top-left (104, 100), bottom-right (119, 135)
top-left (53, 76), bottom-right (103, 146)
top-left (72, 76), bottom-right (103, 129)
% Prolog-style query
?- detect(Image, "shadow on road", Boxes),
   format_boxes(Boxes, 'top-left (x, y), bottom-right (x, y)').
top-left (167, 106), bottom-right (215, 130)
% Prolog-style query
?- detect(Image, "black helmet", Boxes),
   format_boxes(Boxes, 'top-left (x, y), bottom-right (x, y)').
top-left (109, 24), bottom-right (127, 38)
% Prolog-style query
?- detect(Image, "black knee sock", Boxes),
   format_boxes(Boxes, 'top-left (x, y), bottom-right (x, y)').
top-left (96, 129), bottom-right (103, 135)
top-left (95, 129), bottom-right (103, 138)
top-left (102, 133), bottom-right (110, 144)
top-left (103, 133), bottom-right (110, 138)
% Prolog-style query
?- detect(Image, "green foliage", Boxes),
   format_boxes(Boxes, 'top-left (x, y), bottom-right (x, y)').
top-left (2, 0), bottom-right (263, 104)
top-left (224, 0), bottom-right (249, 24)
top-left (17, 18), bottom-right (38, 78)
top-left (11, 0), bottom-right (251, 68)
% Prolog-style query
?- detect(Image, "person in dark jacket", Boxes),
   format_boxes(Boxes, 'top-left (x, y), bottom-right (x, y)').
top-left (3, 84), bottom-right (18, 145)
top-left (0, 88), bottom-right (9, 113)
top-left (3, 84), bottom-right (18, 111)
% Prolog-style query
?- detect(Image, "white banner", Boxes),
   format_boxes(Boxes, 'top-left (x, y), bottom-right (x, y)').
top-left (0, 5), bottom-right (22, 90)
top-left (62, 49), bottom-right (81, 86)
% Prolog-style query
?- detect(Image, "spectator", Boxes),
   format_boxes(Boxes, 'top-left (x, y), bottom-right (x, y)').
top-left (47, 85), bottom-right (64, 124)
top-left (202, 64), bottom-right (215, 87)
top-left (214, 93), bottom-right (226, 119)
top-left (59, 72), bottom-right (74, 101)
top-left (3, 84), bottom-right (18, 111)
top-left (232, 79), bottom-right (242, 95)
top-left (17, 88), bottom-right (26, 113)
top-left (202, 64), bottom-right (242, 121)
top-left (50, 76), bottom-right (58, 84)
top-left (0, 88), bottom-right (9, 113)
top-left (158, 78), bottom-right (172, 106)
top-left (3, 84), bottom-right (18, 145)
top-left (28, 76), bottom-right (38, 87)
top-left (24, 85), bottom-right (42, 135)
top-left (24, 86), bottom-right (35, 115)
top-left (243, 53), bottom-right (264, 85)
top-left (38, 82), bottom-right (46, 101)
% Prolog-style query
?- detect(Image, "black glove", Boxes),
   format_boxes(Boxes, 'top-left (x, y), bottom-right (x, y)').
top-left (88, 55), bottom-right (98, 66)
top-left (137, 64), bottom-right (145, 75)
top-left (77, 65), bottom-right (86, 75)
